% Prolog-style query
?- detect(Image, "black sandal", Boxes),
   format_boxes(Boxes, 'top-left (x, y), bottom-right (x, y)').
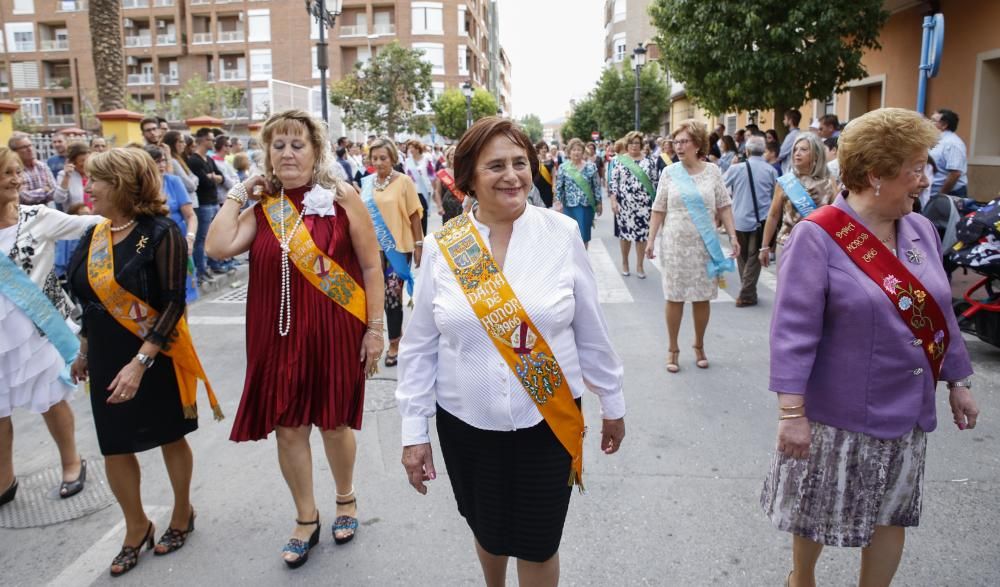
top-left (110, 521), bottom-right (154, 577)
top-left (154, 508), bottom-right (195, 556)
top-left (59, 459), bottom-right (86, 499)
top-left (384, 354), bottom-right (398, 367)
top-left (333, 492), bottom-right (358, 545)
top-left (283, 514), bottom-right (320, 569)
top-left (0, 478), bottom-right (17, 507)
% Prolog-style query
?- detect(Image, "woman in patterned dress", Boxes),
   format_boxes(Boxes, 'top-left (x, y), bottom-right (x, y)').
top-left (609, 131), bottom-right (658, 278)
top-left (646, 120), bottom-right (739, 373)
top-left (554, 138), bottom-right (601, 248)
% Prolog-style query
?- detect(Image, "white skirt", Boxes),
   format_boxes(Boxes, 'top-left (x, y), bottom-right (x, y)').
top-left (0, 293), bottom-right (75, 418)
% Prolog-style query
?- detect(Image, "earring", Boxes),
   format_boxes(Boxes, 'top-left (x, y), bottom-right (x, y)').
top-left (875, 182), bottom-right (881, 197)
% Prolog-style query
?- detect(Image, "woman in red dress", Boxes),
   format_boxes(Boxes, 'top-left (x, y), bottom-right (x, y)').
top-left (206, 110), bottom-right (384, 568)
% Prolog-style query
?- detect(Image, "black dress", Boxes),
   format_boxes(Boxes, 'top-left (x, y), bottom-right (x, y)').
top-left (67, 216), bottom-right (197, 455)
top-left (533, 160), bottom-right (557, 208)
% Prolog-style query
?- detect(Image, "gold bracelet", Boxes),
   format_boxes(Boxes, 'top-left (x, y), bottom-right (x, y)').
top-left (779, 404), bottom-right (805, 411)
top-left (779, 413), bottom-right (806, 420)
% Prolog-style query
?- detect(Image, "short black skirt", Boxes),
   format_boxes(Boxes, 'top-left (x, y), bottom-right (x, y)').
top-left (436, 405), bottom-right (573, 563)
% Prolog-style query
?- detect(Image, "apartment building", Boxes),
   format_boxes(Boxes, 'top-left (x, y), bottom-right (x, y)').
top-left (603, 0), bottom-right (660, 68)
top-left (0, 0), bottom-right (511, 133)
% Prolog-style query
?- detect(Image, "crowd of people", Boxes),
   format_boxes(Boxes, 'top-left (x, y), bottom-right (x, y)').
top-left (0, 104), bottom-right (982, 586)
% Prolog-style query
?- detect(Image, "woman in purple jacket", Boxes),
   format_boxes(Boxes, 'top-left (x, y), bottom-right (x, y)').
top-left (761, 108), bottom-right (980, 587)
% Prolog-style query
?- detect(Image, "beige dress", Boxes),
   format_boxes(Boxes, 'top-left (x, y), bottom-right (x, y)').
top-left (652, 163), bottom-right (733, 301)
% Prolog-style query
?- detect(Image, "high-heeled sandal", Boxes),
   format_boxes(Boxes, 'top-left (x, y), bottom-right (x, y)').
top-left (693, 346), bottom-right (709, 369)
top-left (333, 489), bottom-right (359, 545)
top-left (283, 514), bottom-right (320, 569)
top-left (0, 478), bottom-right (17, 507)
top-left (110, 521), bottom-right (154, 577)
top-left (666, 349), bottom-right (680, 373)
top-left (154, 508), bottom-right (195, 555)
top-left (384, 353), bottom-right (398, 367)
top-left (59, 459), bottom-right (86, 499)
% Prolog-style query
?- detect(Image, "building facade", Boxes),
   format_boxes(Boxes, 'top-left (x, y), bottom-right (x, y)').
top-left (0, 0), bottom-right (511, 135)
top-left (603, 0), bottom-right (659, 68)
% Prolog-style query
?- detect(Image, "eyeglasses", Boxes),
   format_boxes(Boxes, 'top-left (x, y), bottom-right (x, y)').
top-left (670, 139), bottom-right (692, 146)
top-left (13, 144), bottom-right (32, 151)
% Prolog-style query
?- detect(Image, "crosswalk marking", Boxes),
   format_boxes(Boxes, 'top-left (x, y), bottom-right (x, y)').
top-left (587, 238), bottom-right (635, 304)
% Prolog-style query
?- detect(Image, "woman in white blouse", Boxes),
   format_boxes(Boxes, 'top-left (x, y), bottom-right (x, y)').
top-left (396, 117), bottom-right (626, 587)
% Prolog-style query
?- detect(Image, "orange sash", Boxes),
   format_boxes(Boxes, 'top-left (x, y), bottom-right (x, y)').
top-left (261, 195), bottom-right (367, 325)
top-left (87, 220), bottom-right (222, 420)
top-left (435, 214), bottom-right (585, 487)
top-left (435, 169), bottom-right (467, 203)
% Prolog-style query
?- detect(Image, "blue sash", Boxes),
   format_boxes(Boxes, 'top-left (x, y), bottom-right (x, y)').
top-left (777, 173), bottom-right (817, 218)
top-left (362, 175), bottom-right (414, 296)
top-left (0, 255), bottom-right (78, 382)
top-left (667, 164), bottom-right (735, 279)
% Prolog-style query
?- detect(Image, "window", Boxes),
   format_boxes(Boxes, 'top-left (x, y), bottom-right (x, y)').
top-left (6, 23), bottom-right (36, 52)
top-left (458, 5), bottom-right (467, 35)
top-left (248, 9), bottom-right (270, 42)
top-left (251, 87), bottom-right (270, 119)
top-left (312, 46), bottom-right (321, 78)
top-left (412, 42), bottom-right (445, 75)
top-left (458, 45), bottom-right (468, 75)
top-left (20, 97), bottom-right (42, 121)
top-left (412, 2), bottom-right (443, 35)
top-left (250, 49), bottom-right (271, 81)
top-left (356, 46), bottom-right (371, 66)
top-left (613, 0), bottom-right (626, 23)
top-left (310, 86), bottom-right (323, 118)
top-left (725, 115), bottom-right (737, 135)
top-left (13, 0), bottom-right (34, 15)
top-left (971, 49), bottom-right (1000, 164)
top-left (432, 81), bottom-right (444, 99)
top-left (11, 62), bottom-right (40, 89)
top-left (613, 34), bottom-right (626, 63)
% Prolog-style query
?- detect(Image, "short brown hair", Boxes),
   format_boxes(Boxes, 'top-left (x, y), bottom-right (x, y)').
top-left (623, 131), bottom-right (643, 146)
top-left (368, 137), bottom-right (400, 166)
top-left (565, 138), bottom-right (585, 155)
top-left (85, 148), bottom-right (168, 217)
top-left (140, 116), bottom-right (159, 132)
top-left (838, 108), bottom-right (939, 193)
top-left (232, 152), bottom-right (250, 172)
top-left (66, 142), bottom-right (90, 166)
top-left (672, 119), bottom-right (709, 157)
top-left (454, 116), bottom-right (538, 197)
top-left (261, 109), bottom-right (340, 193)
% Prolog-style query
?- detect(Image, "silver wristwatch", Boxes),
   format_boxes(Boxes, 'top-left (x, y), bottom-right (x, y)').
top-left (947, 378), bottom-right (972, 390)
top-left (135, 353), bottom-right (155, 369)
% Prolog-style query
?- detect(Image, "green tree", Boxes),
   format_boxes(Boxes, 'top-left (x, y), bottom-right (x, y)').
top-left (649, 0), bottom-right (888, 135)
top-left (168, 75), bottom-right (243, 119)
top-left (330, 41), bottom-right (433, 137)
top-left (591, 58), bottom-right (670, 138)
top-left (431, 87), bottom-right (498, 140)
top-left (518, 114), bottom-right (544, 143)
top-left (561, 97), bottom-right (601, 142)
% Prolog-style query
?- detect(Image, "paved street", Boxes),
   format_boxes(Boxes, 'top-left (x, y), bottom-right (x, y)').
top-left (2, 211), bottom-right (998, 586)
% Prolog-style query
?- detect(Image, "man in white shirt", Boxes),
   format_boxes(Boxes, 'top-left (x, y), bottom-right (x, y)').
top-left (929, 108), bottom-right (968, 196)
top-left (777, 109), bottom-right (802, 174)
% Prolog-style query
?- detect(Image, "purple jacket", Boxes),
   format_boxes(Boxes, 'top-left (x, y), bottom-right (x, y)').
top-left (769, 195), bottom-right (973, 439)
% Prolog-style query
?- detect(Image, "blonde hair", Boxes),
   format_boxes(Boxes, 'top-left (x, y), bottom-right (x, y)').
top-left (232, 152), bottom-right (250, 172)
top-left (793, 133), bottom-right (829, 180)
top-left (261, 109), bottom-right (343, 197)
top-left (671, 119), bottom-right (708, 157)
top-left (614, 139), bottom-right (626, 154)
top-left (838, 108), bottom-right (940, 193)
top-left (444, 145), bottom-right (456, 168)
top-left (0, 147), bottom-right (21, 176)
top-left (368, 137), bottom-right (400, 166)
top-left (566, 138), bottom-right (585, 155)
top-left (86, 148), bottom-right (168, 217)
top-left (623, 131), bottom-right (644, 146)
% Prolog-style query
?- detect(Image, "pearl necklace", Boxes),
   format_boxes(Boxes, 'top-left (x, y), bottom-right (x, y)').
top-left (110, 219), bottom-right (136, 232)
top-left (374, 173), bottom-right (392, 192)
top-left (277, 188), bottom-right (303, 337)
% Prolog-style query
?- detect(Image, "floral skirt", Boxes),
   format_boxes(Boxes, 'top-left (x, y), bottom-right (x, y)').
top-left (760, 422), bottom-right (926, 547)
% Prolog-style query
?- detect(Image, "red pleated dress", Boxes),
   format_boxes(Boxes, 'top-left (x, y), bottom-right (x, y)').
top-left (230, 186), bottom-right (367, 441)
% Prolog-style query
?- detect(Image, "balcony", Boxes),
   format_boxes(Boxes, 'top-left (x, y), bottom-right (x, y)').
top-left (40, 39), bottom-right (70, 51)
top-left (190, 0), bottom-right (211, 4)
top-left (125, 35), bottom-right (153, 48)
top-left (57, 1), bottom-right (87, 11)
top-left (156, 33), bottom-right (177, 45)
top-left (45, 76), bottom-right (73, 90)
top-left (372, 23), bottom-right (395, 36)
top-left (216, 0), bottom-right (243, 4)
top-left (220, 69), bottom-right (245, 81)
top-left (192, 33), bottom-right (213, 44)
top-left (160, 74), bottom-right (179, 85)
top-left (48, 114), bottom-right (75, 125)
top-left (127, 73), bottom-right (156, 85)
top-left (217, 30), bottom-right (244, 43)
top-left (152, 0), bottom-right (174, 5)
top-left (13, 41), bottom-right (36, 52)
top-left (340, 25), bottom-right (367, 37)
top-left (121, 0), bottom-right (149, 8)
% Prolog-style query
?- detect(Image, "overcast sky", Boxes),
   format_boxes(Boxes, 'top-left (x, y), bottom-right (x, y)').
top-left (497, 0), bottom-right (605, 123)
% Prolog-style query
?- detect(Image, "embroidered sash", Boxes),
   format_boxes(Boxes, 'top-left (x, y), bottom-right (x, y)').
top-left (667, 163), bottom-right (735, 280)
top-left (435, 214), bottom-right (586, 488)
top-left (435, 169), bottom-right (467, 203)
top-left (561, 162), bottom-right (597, 208)
top-left (0, 255), bottom-right (78, 383)
top-left (616, 155), bottom-right (655, 201)
top-left (261, 195), bottom-right (368, 324)
top-left (360, 175), bottom-right (415, 297)
top-left (539, 163), bottom-right (553, 186)
top-left (805, 206), bottom-right (949, 380)
top-left (87, 221), bottom-right (223, 420)
top-left (778, 173), bottom-right (817, 218)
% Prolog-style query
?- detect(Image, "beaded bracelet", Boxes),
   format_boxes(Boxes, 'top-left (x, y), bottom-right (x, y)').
top-left (226, 182), bottom-right (248, 206)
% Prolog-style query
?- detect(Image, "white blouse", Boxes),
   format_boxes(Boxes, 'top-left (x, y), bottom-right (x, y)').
top-left (396, 204), bottom-right (626, 446)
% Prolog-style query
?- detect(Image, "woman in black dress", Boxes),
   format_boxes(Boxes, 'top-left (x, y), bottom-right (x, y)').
top-left (433, 146), bottom-right (465, 223)
top-left (68, 148), bottom-right (215, 577)
top-left (533, 141), bottom-right (558, 208)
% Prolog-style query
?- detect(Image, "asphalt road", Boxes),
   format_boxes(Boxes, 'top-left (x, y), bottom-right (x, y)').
top-left (2, 211), bottom-right (998, 586)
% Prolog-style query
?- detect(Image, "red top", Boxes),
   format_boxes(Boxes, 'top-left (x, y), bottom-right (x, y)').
top-left (230, 186), bottom-right (367, 441)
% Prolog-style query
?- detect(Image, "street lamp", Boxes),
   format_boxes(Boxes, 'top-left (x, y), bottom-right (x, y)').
top-left (305, 0), bottom-right (343, 126)
top-left (632, 43), bottom-right (647, 132)
top-left (462, 81), bottom-right (473, 130)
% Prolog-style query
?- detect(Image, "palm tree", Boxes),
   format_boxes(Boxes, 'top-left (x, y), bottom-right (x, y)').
top-left (89, 0), bottom-right (125, 111)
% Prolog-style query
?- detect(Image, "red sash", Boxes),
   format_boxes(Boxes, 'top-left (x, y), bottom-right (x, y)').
top-left (435, 169), bottom-right (467, 203)
top-left (805, 206), bottom-right (949, 380)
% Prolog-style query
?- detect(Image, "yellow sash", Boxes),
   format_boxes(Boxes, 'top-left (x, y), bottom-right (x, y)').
top-left (539, 163), bottom-right (553, 186)
top-left (261, 195), bottom-right (367, 325)
top-left (435, 214), bottom-right (585, 487)
top-left (87, 220), bottom-right (222, 420)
